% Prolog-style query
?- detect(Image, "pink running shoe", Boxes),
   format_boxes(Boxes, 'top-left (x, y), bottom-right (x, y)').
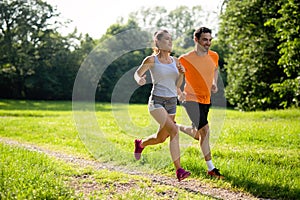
top-left (176, 168), bottom-right (191, 182)
top-left (134, 139), bottom-right (144, 160)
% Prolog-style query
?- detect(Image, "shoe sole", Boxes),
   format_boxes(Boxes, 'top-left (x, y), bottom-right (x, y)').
top-left (134, 153), bottom-right (141, 160)
top-left (208, 174), bottom-right (225, 179)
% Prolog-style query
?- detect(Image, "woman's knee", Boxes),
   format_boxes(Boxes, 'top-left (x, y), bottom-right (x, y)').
top-left (167, 123), bottom-right (179, 138)
top-left (157, 135), bottom-right (168, 143)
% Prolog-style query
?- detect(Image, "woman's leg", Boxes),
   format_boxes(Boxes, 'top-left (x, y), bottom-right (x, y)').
top-left (141, 108), bottom-right (173, 147)
top-left (166, 113), bottom-right (190, 181)
top-left (168, 114), bottom-right (181, 170)
top-left (135, 107), bottom-right (190, 181)
top-left (134, 108), bottom-right (170, 160)
top-left (143, 108), bottom-right (181, 170)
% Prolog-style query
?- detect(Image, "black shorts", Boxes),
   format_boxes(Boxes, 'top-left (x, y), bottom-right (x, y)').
top-left (182, 101), bottom-right (211, 130)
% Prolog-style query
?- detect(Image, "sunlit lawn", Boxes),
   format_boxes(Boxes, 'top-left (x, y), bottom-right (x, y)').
top-left (0, 99), bottom-right (299, 199)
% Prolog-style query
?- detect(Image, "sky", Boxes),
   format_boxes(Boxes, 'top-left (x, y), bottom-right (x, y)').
top-left (47, 0), bottom-right (223, 38)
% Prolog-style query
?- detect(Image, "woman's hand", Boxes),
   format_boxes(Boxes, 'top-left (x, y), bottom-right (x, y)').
top-left (137, 74), bottom-right (147, 86)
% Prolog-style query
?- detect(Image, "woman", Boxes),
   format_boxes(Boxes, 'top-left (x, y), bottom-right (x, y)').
top-left (133, 29), bottom-right (190, 182)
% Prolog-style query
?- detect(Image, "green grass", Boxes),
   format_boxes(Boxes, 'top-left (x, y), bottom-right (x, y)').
top-left (0, 99), bottom-right (299, 199)
top-left (0, 143), bottom-right (212, 200)
top-left (0, 143), bottom-right (78, 199)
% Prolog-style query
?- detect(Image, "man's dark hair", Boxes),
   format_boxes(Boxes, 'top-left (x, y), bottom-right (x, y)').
top-left (194, 27), bottom-right (212, 39)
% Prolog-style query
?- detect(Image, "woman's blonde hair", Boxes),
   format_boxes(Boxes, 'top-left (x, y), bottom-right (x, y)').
top-left (152, 29), bottom-right (169, 55)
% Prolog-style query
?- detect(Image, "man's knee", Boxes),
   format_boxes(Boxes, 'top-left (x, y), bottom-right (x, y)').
top-left (200, 124), bottom-right (209, 132)
top-left (199, 125), bottom-right (209, 138)
top-left (192, 124), bottom-right (209, 141)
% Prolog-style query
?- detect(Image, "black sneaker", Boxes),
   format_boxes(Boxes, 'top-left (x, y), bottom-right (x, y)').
top-left (207, 168), bottom-right (224, 179)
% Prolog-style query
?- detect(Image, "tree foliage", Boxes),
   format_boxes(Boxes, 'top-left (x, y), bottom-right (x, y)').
top-left (218, 0), bottom-right (299, 110)
top-left (0, 1), bottom-right (225, 104)
top-left (5, 0), bottom-right (298, 111)
top-left (265, 0), bottom-right (300, 107)
top-left (95, 20), bottom-right (153, 103)
top-left (0, 0), bottom-right (91, 100)
top-left (128, 5), bottom-right (218, 43)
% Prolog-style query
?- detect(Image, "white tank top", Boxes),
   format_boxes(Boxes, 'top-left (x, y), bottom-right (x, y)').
top-left (149, 55), bottom-right (179, 97)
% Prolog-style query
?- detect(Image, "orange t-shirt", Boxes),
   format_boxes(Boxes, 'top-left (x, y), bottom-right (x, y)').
top-left (179, 50), bottom-right (219, 104)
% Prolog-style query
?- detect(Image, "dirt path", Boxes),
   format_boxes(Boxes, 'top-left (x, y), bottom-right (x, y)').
top-left (1, 138), bottom-right (261, 200)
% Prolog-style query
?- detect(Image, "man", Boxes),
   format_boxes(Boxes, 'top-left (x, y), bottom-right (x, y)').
top-left (177, 27), bottom-right (224, 179)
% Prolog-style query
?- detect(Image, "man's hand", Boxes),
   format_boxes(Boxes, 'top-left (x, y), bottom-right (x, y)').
top-left (177, 63), bottom-right (186, 74)
top-left (211, 83), bottom-right (218, 93)
top-left (178, 91), bottom-right (186, 102)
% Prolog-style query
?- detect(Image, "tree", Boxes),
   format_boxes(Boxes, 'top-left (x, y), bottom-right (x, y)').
top-left (0, 0), bottom-right (82, 100)
top-left (128, 5), bottom-right (219, 49)
top-left (218, 0), bottom-right (294, 111)
top-left (0, 0), bottom-right (57, 98)
top-left (77, 19), bottom-right (152, 103)
top-left (265, 0), bottom-right (300, 108)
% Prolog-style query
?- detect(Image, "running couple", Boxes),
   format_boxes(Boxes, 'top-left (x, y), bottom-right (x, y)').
top-left (134, 27), bottom-right (224, 182)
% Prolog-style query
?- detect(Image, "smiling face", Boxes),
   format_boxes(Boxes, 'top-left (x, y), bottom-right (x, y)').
top-left (195, 32), bottom-right (212, 52)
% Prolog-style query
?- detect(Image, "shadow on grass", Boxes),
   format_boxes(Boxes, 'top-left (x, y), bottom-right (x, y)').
top-left (185, 158), bottom-right (299, 200)
top-left (224, 174), bottom-right (300, 200)
top-left (0, 99), bottom-right (112, 112)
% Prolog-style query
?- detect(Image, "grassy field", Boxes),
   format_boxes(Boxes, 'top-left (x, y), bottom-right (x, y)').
top-left (0, 99), bottom-right (299, 199)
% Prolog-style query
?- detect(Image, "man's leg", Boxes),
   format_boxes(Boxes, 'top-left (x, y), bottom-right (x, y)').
top-left (199, 124), bottom-right (224, 179)
top-left (198, 124), bottom-right (211, 161)
top-left (177, 124), bottom-right (200, 140)
top-left (178, 101), bottom-right (201, 140)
